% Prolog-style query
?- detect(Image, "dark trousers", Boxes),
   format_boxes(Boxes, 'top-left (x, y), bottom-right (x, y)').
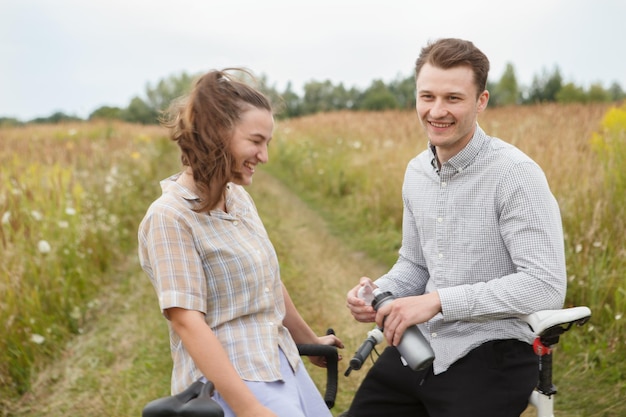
top-left (346, 340), bottom-right (538, 417)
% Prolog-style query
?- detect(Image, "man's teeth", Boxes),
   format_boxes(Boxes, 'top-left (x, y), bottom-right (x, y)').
top-left (431, 122), bottom-right (451, 128)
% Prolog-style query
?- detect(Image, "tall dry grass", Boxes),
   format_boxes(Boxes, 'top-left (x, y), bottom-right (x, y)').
top-left (0, 121), bottom-right (174, 404)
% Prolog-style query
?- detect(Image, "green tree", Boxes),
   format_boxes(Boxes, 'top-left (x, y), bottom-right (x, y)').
top-left (608, 81), bottom-right (625, 101)
top-left (493, 63), bottom-right (519, 106)
top-left (278, 82), bottom-right (303, 118)
top-left (526, 66), bottom-right (563, 103)
top-left (387, 75), bottom-right (416, 109)
top-left (122, 97), bottom-right (157, 124)
top-left (145, 72), bottom-right (196, 115)
top-left (587, 83), bottom-right (611, 103)
top-left (0, 117), bottom-right (23, 127)
top-left (556, 83), bottom-right (587, 103)
top-left (89, 106), bottom-right (123, 120)
top-left (359, 79), bottom-right (398, 111)
top-left (301, 80), bottom-right (337, 114)
top-left (30, 111), bottom-right (82, 124)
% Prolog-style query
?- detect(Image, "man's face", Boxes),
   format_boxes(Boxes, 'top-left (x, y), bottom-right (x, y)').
top-left (415, 63), bottom-right (489, 162)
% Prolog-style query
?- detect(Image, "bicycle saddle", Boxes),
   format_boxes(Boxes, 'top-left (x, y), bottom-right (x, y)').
top-left (521, 307), bottom-right (591, 336)
top-left (142, 380), bottom-right (224, 417)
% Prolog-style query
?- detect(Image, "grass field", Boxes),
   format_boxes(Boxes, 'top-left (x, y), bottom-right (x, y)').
top-left (1, 103), bottom-right (625, 416)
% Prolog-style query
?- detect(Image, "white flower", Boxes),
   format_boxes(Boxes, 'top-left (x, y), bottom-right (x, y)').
top-left (58, 220), bottom-right (69, 229)
top-left (70, 306), bottom-right (81, 320)
top-left (616, 314), bottom-right (623, 320)
top-left (575, 244), bottom-right (583, 253)
top-left (1, 211), bottom-right (10, 225)
top-left (65, 207), bottom-right (76, 216)
top-left (31, 210), bottom-right (43, 221)
top-left (37, 240), bottom-right (51, 254)
top-left (30, 334), bottom-right (45, 344)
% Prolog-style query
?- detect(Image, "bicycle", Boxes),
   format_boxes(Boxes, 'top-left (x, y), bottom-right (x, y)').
top-left (141, 307), bottom-right (590, 417)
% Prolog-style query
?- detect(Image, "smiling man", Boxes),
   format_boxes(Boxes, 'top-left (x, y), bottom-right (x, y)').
top-left (344, 38), bottom-right (567, 417)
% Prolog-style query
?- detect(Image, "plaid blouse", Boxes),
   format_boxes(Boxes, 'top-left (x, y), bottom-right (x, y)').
top-left (375, 125), bottom-right (567, 375)
top-left (138, 175), bottom-right (301, 394)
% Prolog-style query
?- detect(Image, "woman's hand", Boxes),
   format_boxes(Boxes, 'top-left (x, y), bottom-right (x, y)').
top-left (307, 333), bottom-right (344, 368)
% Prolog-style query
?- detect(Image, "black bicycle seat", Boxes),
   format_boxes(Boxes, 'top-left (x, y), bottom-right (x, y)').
top-left (142, 380), bottom-right (224, 417)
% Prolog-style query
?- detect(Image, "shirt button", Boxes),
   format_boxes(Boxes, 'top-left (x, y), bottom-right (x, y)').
top-left (438, 253), bottom-right (444, 259)
top-left (441, 182), bottom-right (447, 187)
top-left (232, 220), bottom-right (239, 226)
top-left (431, 332), bottom-right (438, 338)
top-left (268, 321), bottom-right (274, 326)
top-left (437, 217), bottom-right (443, 223)
top-left (264, 287), bottom-right (270, 293)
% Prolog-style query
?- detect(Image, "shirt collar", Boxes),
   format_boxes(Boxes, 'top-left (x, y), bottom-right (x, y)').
top-left (428, 124), bottom-right (488, 174)
top-left (160, 173), bottom-right (241, 217)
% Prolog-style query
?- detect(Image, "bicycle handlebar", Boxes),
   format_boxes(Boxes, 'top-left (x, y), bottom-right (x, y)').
top-left (296, 343), bottom-right (339, 409)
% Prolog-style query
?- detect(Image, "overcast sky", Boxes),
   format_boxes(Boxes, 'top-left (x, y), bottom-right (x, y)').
top-left (1, 0), bottom-right (625, 121)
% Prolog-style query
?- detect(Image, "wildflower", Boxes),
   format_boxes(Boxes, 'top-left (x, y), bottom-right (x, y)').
top-left (58, 221), bottom-right (69, 229)
top-left (575, 244), bottom-right (583, 253)
top-left (70, 306), bottom-right (81, 320)
top-left (1, 211), bottom-right (10, 225)
top-left (31, 210), bottom-right (43, 221)
top-left (65, 207), bottom-right (76, 216)
top-left (37, 240), bottom-right (51, 254)
top-left (30, 334), bottom-right (45, 344)
top-left (131, 151), bottom-right (141, 160)
top-left (616, 313), bottom-right (623, 320)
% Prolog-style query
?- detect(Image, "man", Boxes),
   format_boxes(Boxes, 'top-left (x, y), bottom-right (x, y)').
top-left (345, 38), bottom-right (567, 417)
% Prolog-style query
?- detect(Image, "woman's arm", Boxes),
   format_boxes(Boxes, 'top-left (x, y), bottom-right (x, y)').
top-left (167, 307), bottom-right (277, 417)
top-left (280, 283), bottom-right (343, 366)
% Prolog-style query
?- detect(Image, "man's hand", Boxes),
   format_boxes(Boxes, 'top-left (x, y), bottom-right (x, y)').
top-left (375, 292), bottom-right (441, 347)
top-left (346, 277), bottom-right (378, 323)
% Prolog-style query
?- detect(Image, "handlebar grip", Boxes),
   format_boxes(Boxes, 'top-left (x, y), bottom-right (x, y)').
top-left (296, 344), bottom-right (339, 409)
top-left (349, 336), bottom-right (377, 371)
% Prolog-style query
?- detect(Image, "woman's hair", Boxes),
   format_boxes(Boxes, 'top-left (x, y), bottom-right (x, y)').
top-left (414, 38), bottom-right (490, 97)
top-left (162, 68), bottom-right (272, 212)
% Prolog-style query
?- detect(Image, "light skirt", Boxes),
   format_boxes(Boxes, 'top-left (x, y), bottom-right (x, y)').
top-left (203, 349), bottom-right (332, 417)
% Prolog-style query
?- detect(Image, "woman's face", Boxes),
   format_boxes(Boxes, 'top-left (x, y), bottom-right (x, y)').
top-left (229, 107), bottom-right (274, 186)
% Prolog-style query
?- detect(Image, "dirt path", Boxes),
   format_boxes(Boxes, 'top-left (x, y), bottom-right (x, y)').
top-left (10, 170), bottom-right (388, 417)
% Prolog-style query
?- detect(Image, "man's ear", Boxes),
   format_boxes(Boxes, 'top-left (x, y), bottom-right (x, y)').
top-left (477, 90), bottom-right (489, 112)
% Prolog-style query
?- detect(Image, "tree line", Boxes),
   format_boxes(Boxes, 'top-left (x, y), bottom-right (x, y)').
top-left (2, 63), bottom-right (625, 126)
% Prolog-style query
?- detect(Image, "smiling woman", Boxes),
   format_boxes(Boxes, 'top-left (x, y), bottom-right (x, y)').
top-left (137, 68), bottom-right (343, 417)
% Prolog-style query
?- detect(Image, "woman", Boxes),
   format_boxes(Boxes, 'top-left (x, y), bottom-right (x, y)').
top-left (138, 68), bottom-right (342, 417)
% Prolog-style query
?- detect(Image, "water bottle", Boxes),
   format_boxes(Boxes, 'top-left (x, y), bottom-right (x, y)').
top-left (371, 288), bottom-right (435, 371)
top-left (357, 282), bottom-right (376, 305)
